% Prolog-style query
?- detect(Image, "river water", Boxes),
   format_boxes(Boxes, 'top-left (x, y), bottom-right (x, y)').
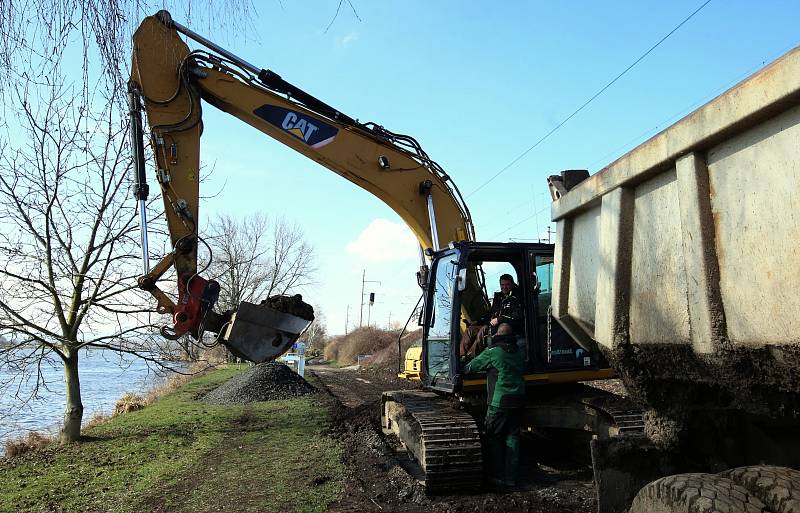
top-left (0, 349), bottom-right (175, 454)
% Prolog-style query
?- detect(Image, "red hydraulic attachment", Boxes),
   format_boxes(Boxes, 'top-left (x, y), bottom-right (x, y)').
top-left (169, 274), bottom-right (221, 339)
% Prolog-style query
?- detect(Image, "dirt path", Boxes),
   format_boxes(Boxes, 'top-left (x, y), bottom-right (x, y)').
top-left (312, 364), bottom-right (597, 513)
top-left (309, 365), bottom-right (410, 407)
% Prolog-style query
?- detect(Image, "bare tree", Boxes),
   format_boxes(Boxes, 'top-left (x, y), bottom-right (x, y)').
top-left (264, 217), bottom-right (318, 298)
top-left (324, 0), bottom-right (362, 34)
top-left (205, 213), bottom-right (317, 313)
top-left (199, 213), bottom-right (317, 363)
top-left (0, 1), bottom-right (321, 442)
top-left (0, 1), bottom-right (259, 99)
top-left (0, 0), bottom-right (285, 446)
top-left (0, 72), bottom-right (179, 442)
top-left (204, 213), bottom-right (272, 313)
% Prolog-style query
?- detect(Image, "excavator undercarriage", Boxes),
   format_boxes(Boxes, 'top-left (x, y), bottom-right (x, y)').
top-left (382, 384), bottom-right (646, 497)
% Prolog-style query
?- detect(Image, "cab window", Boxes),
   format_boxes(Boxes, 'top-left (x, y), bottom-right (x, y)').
top-left (425, 253), bottom-right (458, 382)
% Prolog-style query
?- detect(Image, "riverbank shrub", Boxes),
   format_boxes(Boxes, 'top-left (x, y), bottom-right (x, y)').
top-left (3, 431), bottom-right (50, 458)
top-left (323, 337), bottom-right (341, 361)
top-left (83, 412), bottom-right (111, 430)
top-left (364, 329), bottom-right (422, 370)
top-left (323, 327), bottom-right (421, 368)
top-left (114, 392), bottom-right (146, 415)
top-left (324, 327), bottom-right (397, 365)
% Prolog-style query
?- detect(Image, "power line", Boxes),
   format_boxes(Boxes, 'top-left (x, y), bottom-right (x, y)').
top-left (492, 205), bottom-right (550, 239)
top-left (496, 187), bottom-right (547, 240)
top-left (503, 191), bottom-right (550, 216)
top-left (585, 39), bottom-right (800, 171)
top-left (466, 0), bottom-right (713, 198)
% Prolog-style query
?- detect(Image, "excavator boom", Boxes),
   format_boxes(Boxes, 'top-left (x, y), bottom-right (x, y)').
top-left (129, 11), bottom-right (478, 357)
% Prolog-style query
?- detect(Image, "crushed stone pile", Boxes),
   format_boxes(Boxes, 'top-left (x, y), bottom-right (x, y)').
top-left (261, 294), bottom-right (314, 321)
top-left (202, 362), bottom-right (316, 404)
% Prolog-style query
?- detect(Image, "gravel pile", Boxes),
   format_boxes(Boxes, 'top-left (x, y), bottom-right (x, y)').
top-left (203, 362), bottom-right (316, 404)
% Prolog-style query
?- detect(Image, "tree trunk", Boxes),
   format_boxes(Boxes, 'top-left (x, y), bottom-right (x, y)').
top-left (61, 349), bottom-right (83, 443)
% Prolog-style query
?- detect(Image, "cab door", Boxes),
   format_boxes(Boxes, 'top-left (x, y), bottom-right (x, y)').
top-left (422, 250), bottom-right (460, 392)
top-left (528, 250), bottom-right (598, 370)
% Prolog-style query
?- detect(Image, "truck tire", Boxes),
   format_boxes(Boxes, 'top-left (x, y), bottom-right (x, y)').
top-left (721, 466), bottom-right (800, 513)
top-left (629, 473), bottom-right (769, 513)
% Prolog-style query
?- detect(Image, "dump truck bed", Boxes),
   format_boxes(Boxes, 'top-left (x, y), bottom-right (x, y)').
top-left (550, 45), bottom-right (800, 417)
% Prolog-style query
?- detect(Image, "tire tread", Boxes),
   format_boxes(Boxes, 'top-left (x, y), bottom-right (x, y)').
top-left (722, 465), bottom-right (800, 513)
top-left (630, 472), bottom-right (769, 513)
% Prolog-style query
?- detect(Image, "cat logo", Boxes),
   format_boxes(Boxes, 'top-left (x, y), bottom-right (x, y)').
top-left (281, 112), bottom-right (318, 143)
top-left (253, 105), bottom-right (338, 149)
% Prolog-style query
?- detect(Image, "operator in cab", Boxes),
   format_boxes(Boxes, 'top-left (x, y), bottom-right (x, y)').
top-left (460, 273), bottom-right (524, 358)
top-left (462, 322), bottom-right (526, 489)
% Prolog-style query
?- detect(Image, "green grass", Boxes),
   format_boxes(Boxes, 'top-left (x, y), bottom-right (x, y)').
top-left (0, 367), bottom-right (343, 513)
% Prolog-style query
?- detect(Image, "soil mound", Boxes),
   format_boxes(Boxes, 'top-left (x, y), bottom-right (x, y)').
top-left (262, 294), bottom-right (314, 321)
top-left (203, 362), bottom-right (315, 404)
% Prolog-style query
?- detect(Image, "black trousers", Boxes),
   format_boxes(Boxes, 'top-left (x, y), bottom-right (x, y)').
top-left (484, 406), bottom-right (522, 484)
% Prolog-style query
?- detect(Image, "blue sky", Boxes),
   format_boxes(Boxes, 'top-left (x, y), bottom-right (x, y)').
top-left (192, 0), bottom-right (799, 335)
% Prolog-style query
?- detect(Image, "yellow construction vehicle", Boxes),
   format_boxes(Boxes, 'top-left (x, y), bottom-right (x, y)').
top-left (397, 346), bottom-right (423, 381)
top-left (130, 10), bottom-right (636, 500)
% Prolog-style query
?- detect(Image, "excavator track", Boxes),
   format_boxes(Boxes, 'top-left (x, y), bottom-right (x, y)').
top-left (603, 405), bottom-right (645, 435)
top-left (382, 390), bottom-right (483, 493)
top-left (579, 391), bottom-right (646, 436)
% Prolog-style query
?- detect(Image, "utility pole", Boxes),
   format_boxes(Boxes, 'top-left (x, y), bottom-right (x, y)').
top-left (345, 305), bottom-right (350, 335)
top-left (359, 270), bottom-right (381, 327)
top-left (359, 270), bottom-right (364, 327)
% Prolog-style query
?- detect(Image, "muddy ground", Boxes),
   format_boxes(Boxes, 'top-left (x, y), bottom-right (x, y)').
top-left (310, 365), bottom-right (600, 513)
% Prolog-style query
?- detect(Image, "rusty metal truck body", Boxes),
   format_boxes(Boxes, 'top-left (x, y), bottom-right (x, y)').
top-left (550, 46), bottom-right (800, 512)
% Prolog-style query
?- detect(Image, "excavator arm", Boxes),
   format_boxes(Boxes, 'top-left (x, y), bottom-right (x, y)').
top-left (129, 11), bottom-right (485, 359)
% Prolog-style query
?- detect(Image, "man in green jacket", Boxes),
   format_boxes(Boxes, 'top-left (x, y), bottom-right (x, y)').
top-left (462, 323), bottom-right (526, 488)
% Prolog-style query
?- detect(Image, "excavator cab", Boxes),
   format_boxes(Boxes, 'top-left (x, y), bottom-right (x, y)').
top-left (421, 241), bottom-right (609, 392)
top-left (383, 241), bottom-right (621, 493)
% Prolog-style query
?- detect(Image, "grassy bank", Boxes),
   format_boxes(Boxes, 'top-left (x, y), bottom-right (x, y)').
top-left (0, 367), bottom-right (343, 513)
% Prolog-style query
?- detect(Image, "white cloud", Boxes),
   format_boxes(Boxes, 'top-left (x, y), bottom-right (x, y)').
top-left (345, 219), bottom-right (418, 263)
top-left (338, 31), bottom-right (358, 48)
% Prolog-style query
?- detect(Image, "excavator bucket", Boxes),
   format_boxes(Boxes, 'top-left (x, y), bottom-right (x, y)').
top-left (220, 298), bottom-right (314, 364)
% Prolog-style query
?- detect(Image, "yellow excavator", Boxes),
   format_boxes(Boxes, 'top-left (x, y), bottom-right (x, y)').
top-left (130, 11), bottom-right (640, 500)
